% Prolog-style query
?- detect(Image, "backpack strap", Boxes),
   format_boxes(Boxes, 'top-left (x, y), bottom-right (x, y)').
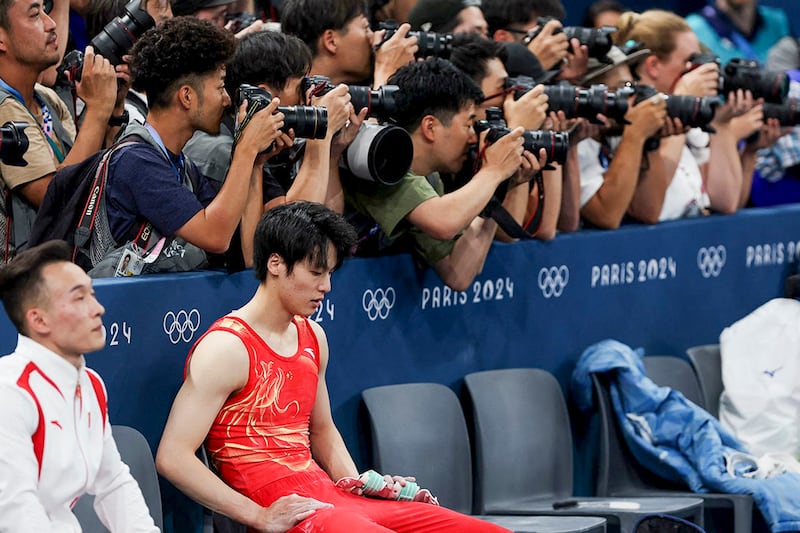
top-left (72, 140), bottom-right (139, 263)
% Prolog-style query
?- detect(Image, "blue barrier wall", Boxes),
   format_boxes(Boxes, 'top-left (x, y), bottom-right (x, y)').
top-left (2, 205), bottom-right (799, 528)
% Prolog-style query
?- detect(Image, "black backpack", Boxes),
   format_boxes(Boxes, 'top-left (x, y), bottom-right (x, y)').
top-left (28, 139), bottom-right (138, 270)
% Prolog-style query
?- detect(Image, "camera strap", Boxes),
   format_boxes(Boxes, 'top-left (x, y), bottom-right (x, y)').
top-left (482, 172), bottom-right (545, 239)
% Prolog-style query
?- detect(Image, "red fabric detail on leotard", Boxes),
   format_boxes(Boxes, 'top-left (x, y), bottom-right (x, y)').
top-left (196, 315), bottom-right (321, 495)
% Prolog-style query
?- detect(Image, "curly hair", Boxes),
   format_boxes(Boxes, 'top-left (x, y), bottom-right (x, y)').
top-left (389, 57), bottom-right (483, 133)
top-left (130, 16), bottom-right (236, 109)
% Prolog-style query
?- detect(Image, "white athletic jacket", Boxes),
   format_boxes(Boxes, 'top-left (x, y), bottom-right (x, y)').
top-left (0, 335), bottom-right (158, 532)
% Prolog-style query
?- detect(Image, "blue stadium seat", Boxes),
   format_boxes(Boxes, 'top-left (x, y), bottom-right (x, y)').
top-left (464, 368), bottom-right (704, 533)
top-left (362, 382), bottom-right (607, 533)
top-left (73, 425), bottom-right (163, 532)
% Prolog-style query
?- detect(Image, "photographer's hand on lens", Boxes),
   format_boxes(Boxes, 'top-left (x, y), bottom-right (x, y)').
top-left (480, 127), bottom-right (526, 181)
top-left (236, 97), bottom-right (285, 156)
top-left (260, 131), bottom-right (293, 164)
top-left (657, 116), bottom-right (689, 139)
top-left (504, 84), bottom-right (548, 130)
top-left (76, 46), bottom-right (118, 120)
top-left (510, 147), bottom-right (547, 187)
top-left (746, 117), bottom-right (788, 150)
top-left (373, 22), bottom-right (418, 88)
top-left (568, 118), bottom-right (602, 144)
top-left (526, 20), bottom-right (569, 71)
top-left (311, 83), bottom-right (352, 136)
top-left (233, 19), bottom-right (265, 39)
top-left (625, 93), bottom-right (668, 140)
top-left (112, 61), bottom-right (132, 113)
top-left (674, 62), bottom-right (720, 98)
top-left (331, 107), bottom-right (367, 159)
top-left (558, 39), bottom-right (589, 82)
top-left (712, 89), bottom-right (756, 126)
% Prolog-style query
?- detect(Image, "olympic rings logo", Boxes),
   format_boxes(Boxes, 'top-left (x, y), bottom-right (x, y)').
top-left (538, 266), bottom-right (569, 298)
top-left (362, 288), bottom-right (395, 321)
top-left (163, 309), bottom-right (201, 344)
top-left (697, 246), bottom-right (726, 278)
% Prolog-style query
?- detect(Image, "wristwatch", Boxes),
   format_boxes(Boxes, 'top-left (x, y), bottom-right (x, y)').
top-left (108, 110), bottom-right (129, 127)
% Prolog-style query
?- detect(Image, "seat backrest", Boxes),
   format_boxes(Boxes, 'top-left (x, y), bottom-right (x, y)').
top-left (73, 425), bottom-right (163, 532)
top-left (361, 382), bottom-right (473, 514)
top-left (590, 374), bottom-right (686, 497)
top-left (685, 344), bottom-right (723, 418)
top-left (463, 368), bottom-right (573, 514)
top-left (643, 356), bottom-right (705, 408)
top-left (113, 425), bottom-right (163, 529)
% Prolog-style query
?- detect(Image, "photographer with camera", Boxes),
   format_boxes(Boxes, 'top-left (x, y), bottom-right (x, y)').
top-left (0, 0), bottom-right (122, 263)
top-left (281, 0), bottom-right (417, 88)
top-left (482, 0), bottom-right (589, 82)
top-left (575, 46), bottom-right (672, 228)
top-left (171, 0), bottom-right (267, 38)
top-left (408, 0), bottom-right (488, 38)
top-left (183, 31), bottom-right (362, 266)
top-left (615, 9), bottom-right (762, 219)
top-left (449, 32), bottom-right (571, 240)
top-left (345, 58), bottom-right (541, 291)
top-left (87, 17), bottom-right (284, 276)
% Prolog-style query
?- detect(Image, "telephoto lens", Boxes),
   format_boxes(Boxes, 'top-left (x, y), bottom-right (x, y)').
top-left (762, 99), bottom-right (800, 126)
top-left (237, 84), bottom-right (328, 139)
top-left (634, 85), bottom-right (718, 133)
top-left (378, 21), bottom-right (453, 59)
top-left (475, 108), bottom-right (570, 166)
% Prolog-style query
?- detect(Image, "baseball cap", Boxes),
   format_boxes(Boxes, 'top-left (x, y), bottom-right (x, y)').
top-left (580, 43), bottom-right (651, 85)
top-left (171, 0), bottom-right (237, 17)
top-left (408, 0), bottom-right (482, 33)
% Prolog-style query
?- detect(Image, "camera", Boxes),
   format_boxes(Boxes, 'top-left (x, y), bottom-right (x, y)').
top-left (339, 122), bottom-right (413, 185)
top-left (528, 18), bottom-right (616, 60)
top-left (378, 20), bottom-right (453, 59)
top-left (688, 54), bottom-right (788, 104)
top-left (475, 108), bottom-right (569, 167)
top-left (634, 85), bottom-right (718, 133)
top-left (58, 0), bottom-right (155, 81)
top-left (506, 76), bottom-right (634, 124)
top-left (762, 99), bottom-right (800, 126)
top-left (226, 12), bottom-right (258, 33)
top-left (298, 77), bottom-right (411, 184)
top-left (0, 121), bottom-right (29, 167)
top-left (302, 75), bottom-right (400, 123)
top-left (237, 84), bottom-right (328, 139)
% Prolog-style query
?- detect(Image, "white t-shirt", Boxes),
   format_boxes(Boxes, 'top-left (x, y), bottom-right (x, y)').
top-left (576, 129), bottom-right (711, 221)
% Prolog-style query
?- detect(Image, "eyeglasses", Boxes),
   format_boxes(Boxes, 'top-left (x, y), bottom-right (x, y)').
top-left (480, 86), bottom-right (515, 104)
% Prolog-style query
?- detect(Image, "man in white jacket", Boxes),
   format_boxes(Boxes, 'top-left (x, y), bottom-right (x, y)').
top-left (0, 240), bottom-right (158, 532)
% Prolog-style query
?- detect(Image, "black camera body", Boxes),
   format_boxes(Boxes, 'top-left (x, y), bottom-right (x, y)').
top-left (0, 121), bottom-right (29, 167)
top-left (763, 99), bottom-right (800, 126)
top-left (530, 17), bottom-right (615, 60)
top-left (689, 54), bottom-right (788, 104)
top-left (506, 76), bottom-right (633, 124)
top-left (475, 108), bottom-right (569, 167)
top-left (58, 0), bottom-right (154, 81)
top-left (226, 12), bottom-right (258, 33)
top-left (302, 75), bottom-right (400, 123)
top-left (237, 84), bottom-right (328, 139)
top-left (378, 20), bottom-right (453, 59)
top-left (634, 84), bottom-right (718, 133)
